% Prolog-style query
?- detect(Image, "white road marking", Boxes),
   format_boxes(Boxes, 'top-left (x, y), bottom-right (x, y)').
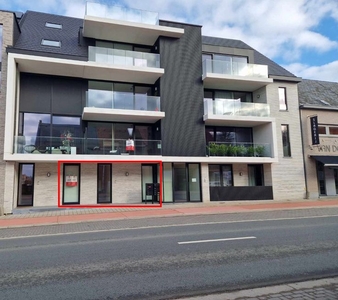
top-left (178, 236), bottom-right (256, 245)
top-left (0, 214), bottom-right (337, 240)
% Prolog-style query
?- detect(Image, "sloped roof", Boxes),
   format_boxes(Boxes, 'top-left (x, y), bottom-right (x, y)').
top-left (13, 11), bottom-right (87, 58)
top-left (202, 35), bottom-right (296, 78)
top-left (298, 79), bottom-right (338, 107)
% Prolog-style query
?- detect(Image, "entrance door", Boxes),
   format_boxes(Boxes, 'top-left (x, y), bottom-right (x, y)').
top-left (173, 163), bottom-right (201, 202)
top-left (97, 164), bottom-right (112, 203)
top-left (63, 164), bottom-right (80, 204)
top-left (248, 164), bottom-right (264, 186)
top-left (18, 164), bottom-right (34, 206)
top-left (142, 164), bottom-right (158, 202)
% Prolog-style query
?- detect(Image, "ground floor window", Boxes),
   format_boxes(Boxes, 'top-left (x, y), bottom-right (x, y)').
top-left (18, 163), bottom-right (34, 206)
top-left (97, 164), bottom-right (112, 203)
top-left (248, 164), bottom-right (264, 186)
top-left (209, 165), bottom-right (233, 187)
top-left (316, 162), bottom-right (326, 195)
top-left (142, 164), bottom-right (158, 202)
top-left (63, 164), bottom-right (80, 204)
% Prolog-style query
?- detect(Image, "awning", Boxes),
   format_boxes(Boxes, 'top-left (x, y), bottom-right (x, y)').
top-left (311, 156), bottom-right (338, 167)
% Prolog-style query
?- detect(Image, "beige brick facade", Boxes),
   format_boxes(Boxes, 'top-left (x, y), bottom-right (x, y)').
top-left (0, 12), bottom-right (15, 214)
top-left (267, 82), bottom-right (306, 200)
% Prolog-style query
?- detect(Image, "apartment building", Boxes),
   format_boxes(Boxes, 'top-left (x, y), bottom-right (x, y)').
top-left (1, 3), bottom-right (306, 214)
top-left (299, 79), bottom-right (338, 198)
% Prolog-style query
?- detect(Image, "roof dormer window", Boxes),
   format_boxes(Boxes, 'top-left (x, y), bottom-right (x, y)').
top-left (41, 39), bottom-right (61, 47)
top-left (45, 22), bottom-right (62, 29)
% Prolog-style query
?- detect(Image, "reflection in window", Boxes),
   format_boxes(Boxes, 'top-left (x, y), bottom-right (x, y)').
top-left (281, 124), bottom-right (291, 157)
top-left (18, 164), bottom-right (34, 206)
top-left (279, 87), bottom-right (287, 110)
top-left (209, 165), bottom-right (233, 187)
top-left (206, 126), bottom-right (253, 144)
top-left (248, 164), bottom-right (264, 186)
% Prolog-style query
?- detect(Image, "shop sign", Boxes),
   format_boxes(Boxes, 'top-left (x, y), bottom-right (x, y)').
top-left (310, 115), bottom-right (319, 145)
top-left (309, 137), bottom-right (338, 154)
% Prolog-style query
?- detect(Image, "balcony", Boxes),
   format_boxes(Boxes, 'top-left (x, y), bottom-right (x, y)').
top-left (202, 59), bottom-right (273, 91)
top-left (14, 136), bottom-right (162, 156)
top-left (83, 2), bottom-right (184, 45)
top-left (83, 90), bottom-right (165, 123)
top-left (207, 142), bottom-right (271, 158)
top-left (88, 46), bottom-right (163, 84)
top-left (203, 98), bottom-right (272, 126)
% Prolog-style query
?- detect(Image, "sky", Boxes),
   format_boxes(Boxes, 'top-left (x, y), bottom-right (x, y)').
top-left (1, 0), bottom-right (338, 82)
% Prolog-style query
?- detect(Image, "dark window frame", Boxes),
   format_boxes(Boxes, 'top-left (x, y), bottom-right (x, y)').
top-left (97, 163), bottom-right (112, 204)
top-left (209, 164), bottom-right (233, 187)
top-left (278, 87), bottom-right (288, 111)
top-left (62, 163), bottom-right (81, 205)
top-left (17, 163), bottom-right (35, 207)
top-left (281, 124), bottom-right (291, 157)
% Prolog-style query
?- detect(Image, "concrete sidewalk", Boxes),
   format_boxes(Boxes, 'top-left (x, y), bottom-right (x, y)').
top-left (179, 277), bottom-right (338, 300)
top-left (1, 198), bottom-right (338, 228)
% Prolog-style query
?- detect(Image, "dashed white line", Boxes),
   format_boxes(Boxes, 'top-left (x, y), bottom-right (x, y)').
top-left (178, 236), bottom-right (256, 245)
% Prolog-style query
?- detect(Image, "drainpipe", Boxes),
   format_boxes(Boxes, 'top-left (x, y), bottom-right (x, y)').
top-left (299, 104), bottom-right (308, 199)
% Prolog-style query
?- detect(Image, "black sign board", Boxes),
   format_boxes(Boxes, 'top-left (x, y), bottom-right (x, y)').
top-left (146, 183), bottom-right (153, 196)
top-left (310, 115), bottom-right (320, 145)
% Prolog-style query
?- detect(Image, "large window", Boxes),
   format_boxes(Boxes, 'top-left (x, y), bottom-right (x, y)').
top-left (206, 126), bottom-right (253, 144)
top-left (204, 90), bottom-right (252, 103)
top-left (19, 113), bottom-right (81, 153)
top-left (248, 164), bottom-right (264, 186)
top-left (97, 164), bottom-right (112, 203)
top-left (279, 87), bottom-right (287, 110)
top-left (209, 165), bottom-right (233, 187)
top-left (203, 53), bottom-right (248, 76)
top-left (281, 124), bottom-right (291, 157)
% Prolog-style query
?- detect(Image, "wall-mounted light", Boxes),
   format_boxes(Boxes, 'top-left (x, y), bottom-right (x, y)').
top-left (239, 172), bottom-right (243, 176)
top-left (256, 94), bottom-right (260, 99)
top-left (125, 172), bottom-right (129, 176)
top-left (47, 172), bottom-right (51, 177)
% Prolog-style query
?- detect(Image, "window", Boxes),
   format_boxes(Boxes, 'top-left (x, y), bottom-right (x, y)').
top-left (281, 124), bottom-right (291, 157)
top-left (18, 164), bottom-right (34, 206)
top-left (329, 127), bottom-right (338, 135)
top-left (45, 22), bottom-right (62, 29)
top-left (209, 165), bottom-right (233, 187)
top-left (279, 87), bottom-right (287, 110)
top-left (248, 164), bottom-right (264, 186)
top-left (318, 126), bottom-right (326, 134)
top-left (97, 164), bottom-right (112, 203)
top-left (206, 126), bottom-right (253, 144)
top-left (41, 39), bottom-right (61, 47)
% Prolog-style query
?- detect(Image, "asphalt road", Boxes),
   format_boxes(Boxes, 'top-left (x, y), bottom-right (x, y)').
top-left (0, 214), bottom-right (338, 300)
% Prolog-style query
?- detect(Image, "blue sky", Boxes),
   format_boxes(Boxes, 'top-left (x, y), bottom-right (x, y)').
top-left (1, 0), bottom-right (337, 81)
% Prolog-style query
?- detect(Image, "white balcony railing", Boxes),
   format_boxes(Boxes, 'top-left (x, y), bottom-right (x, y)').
top-left (85, 2), bottom-right (159, 25)
top-left (203, 59), bottom-right (268, 78)
top-left (204, 98), bottom-right (270, 117)
top-left (88, 46), bottom-right (160, 68)
top-left (86, 90), bottom-right (161, 112)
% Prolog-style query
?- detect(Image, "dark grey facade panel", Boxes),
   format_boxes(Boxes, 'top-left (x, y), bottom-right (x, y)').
top-left (20, 73), bottom-right (86, 115)
top-left (159, 21), bottom-right (205, 157)
top-left (210, 186), bottom-right (273, 200)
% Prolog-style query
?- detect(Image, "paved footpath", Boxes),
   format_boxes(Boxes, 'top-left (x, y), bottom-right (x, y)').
top-left (179, 277), bottom-right (338, 300)
top-left (1, 198), bottom-right (338, 228)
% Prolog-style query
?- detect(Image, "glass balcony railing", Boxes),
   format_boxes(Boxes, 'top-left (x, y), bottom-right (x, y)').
top-left (85, 2), bottom-right (159, 25)
top-left (86, 90), bottom-right (161, 112)
top-left (88, 46), bottom-right (160, 68)
top-left (207, 142), bottom-right (271, 157)
top-left (204, 98), bottom-right (270, 117)
top-left (203, 59), bottom-right (268, 78)
top-left (14, 136), bottom-right (162, 156)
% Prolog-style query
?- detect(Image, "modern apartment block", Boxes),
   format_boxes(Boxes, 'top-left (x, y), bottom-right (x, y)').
top-left (1, 3), bottom-right (306, 214)
top-left (299, 79), bottom-right (338, 198)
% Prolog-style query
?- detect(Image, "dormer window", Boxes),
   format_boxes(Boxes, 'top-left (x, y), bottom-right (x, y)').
top-left (41, 39), bottom-right (61, 47)
top-left (45, 22), bottom-right (62, 29)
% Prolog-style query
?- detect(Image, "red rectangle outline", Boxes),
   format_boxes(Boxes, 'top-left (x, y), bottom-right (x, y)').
top-left (58, 160), bottom-right (163, 209)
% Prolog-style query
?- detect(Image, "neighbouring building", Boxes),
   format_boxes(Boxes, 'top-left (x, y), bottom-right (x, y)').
top-left (299, 79), bottom-right (338, 198)
top-left (1, 3), bottom-right (306, 214)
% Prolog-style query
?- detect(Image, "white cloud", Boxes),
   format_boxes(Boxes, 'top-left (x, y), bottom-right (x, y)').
top-left (1, 0), bottom-right (338, 81)
top-left (284, 61), bottom-right (338, 82)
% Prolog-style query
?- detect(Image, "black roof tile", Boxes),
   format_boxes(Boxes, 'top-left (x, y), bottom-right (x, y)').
top-left (298, 79), bottom-right (338, 107)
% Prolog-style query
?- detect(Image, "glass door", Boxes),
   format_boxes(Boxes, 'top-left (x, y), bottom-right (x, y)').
top-left (173, 163), bottom-right (187, 202)
top-left (18, 164), bottom-right (34, 206)
top-left (97, 164), bottom-right (112, 203)
top-left (63, 164), bottom-right (80, 204)
top-left (142, 164), bottom-right (158, 202)
top-left (188, 164), bottom-right (201, 202)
